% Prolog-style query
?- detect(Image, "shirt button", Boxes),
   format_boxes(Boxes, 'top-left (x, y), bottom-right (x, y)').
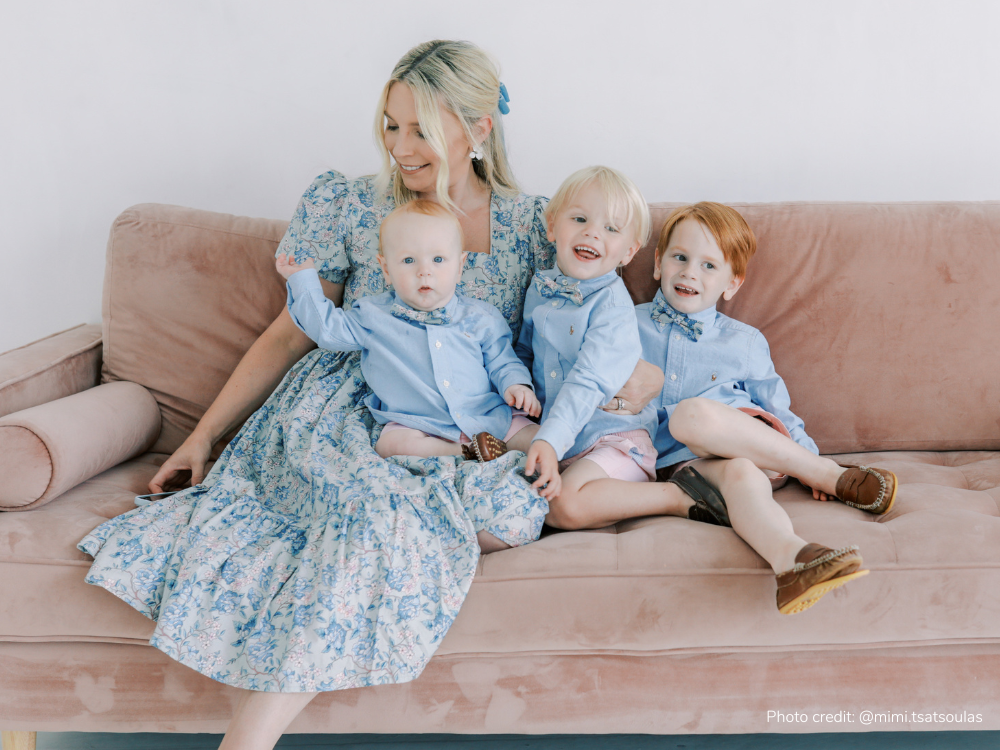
top-left (674, 334), bottom-right (681, 341)
top-left (670, 373), bottom-right (677, 381)
top-left (550, 371), bottom-right (557, 378)
top-left (551, 301), bottom-right (559, 307)
top-left (442, 380), bottom-right (450, 388)
top-left (455, 412), bottom-right (461, 418)
top-left (435, 340), bottom-right (442, 348)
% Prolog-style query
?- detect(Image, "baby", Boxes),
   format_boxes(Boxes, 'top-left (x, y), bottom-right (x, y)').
top-left (275, 199), bottom-right (541, 462)
top-left (636, 201), bottom-right (899, 614)
top-left (513, 166), bottom-right (660, 524)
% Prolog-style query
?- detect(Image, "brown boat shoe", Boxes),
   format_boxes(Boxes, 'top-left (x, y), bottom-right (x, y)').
top-left (776, 543), bottom-right (869, 615)
top-left (835, 465), bottom-right (898, 515)
top-left (464, 432), bottom-right (509, 462)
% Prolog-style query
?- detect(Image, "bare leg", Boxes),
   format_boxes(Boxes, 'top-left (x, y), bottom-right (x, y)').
top-left (218, 689), bottom-right (319, 750)
top-left (669, 398), bottom-right (844, 495)
top-left (477, 530), bottom-right (511, 553)
top-left (505, 423), bottom-right (539, 453)
top-left (690, 457), bottom-right (807, 573)
top-left (545, 459), bottom-right (693, 530)
top-left (375, 426), bottom-right (463, 458)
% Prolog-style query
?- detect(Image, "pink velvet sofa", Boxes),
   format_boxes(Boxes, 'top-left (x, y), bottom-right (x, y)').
top-left (3, 200), bottom-right (1000, 744)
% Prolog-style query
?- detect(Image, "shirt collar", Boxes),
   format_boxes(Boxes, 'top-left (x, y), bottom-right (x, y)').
top-left (390, 290), bottom-right (461, 318)
top-left (543, 267), bottom-right (620, 298)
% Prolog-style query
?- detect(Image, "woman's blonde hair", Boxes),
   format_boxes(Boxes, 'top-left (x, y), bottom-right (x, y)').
top-left (545, 166), bottom-right (651, 247)
top-left (373, 40), bottom-right (519, 212)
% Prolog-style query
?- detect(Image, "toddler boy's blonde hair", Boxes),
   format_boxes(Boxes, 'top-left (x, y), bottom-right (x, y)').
top-left (655, 202), bottom-right (756, 279)
top-left (378, 199), bottom-right (465, 256)
top-left (545, 166), bottom-right (651, 248)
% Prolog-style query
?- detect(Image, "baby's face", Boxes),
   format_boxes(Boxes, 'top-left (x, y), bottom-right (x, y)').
top-left (548, 182), bottom-right (641, 281)
top-left (655, 218), bottom-right (743, 314)
top-left (378, 212), bottom-right (466, 311)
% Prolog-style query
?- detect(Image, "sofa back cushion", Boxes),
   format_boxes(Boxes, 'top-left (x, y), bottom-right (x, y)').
top-left (622, 201), bottom-right (1000, 453)
top-left (101, 204), bottom-right (287, 454)
top-left (103, 201), bottom-right (1000, 456)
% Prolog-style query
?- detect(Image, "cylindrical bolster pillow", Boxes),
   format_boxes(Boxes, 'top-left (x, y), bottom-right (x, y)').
top-left (0, 381), bottom-right (161, 511)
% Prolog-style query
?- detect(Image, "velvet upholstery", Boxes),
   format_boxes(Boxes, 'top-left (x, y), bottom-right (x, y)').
top-left (0, 382), bottom-right (160, 511)
top-left (2, 202), bottom-right (999, 734)
top-left (100, 204), bottom-right (288, 456)
top-left (621, 201), bottom-right (1000, 454)
top-left (0, 324), bottom-right (101, 419)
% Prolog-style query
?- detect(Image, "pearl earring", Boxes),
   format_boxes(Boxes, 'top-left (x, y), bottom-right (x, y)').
top-left (470, 145), bottom-right (483, 160)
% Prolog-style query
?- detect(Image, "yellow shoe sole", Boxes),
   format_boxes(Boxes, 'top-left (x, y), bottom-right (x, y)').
top-left (874, 472), bottom-right (898, 515)
top-left (779, 569), bottom-right (870, 615)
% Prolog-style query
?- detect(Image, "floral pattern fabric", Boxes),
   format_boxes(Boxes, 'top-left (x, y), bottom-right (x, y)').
top-left (79, 171), bottom-right (554, 692)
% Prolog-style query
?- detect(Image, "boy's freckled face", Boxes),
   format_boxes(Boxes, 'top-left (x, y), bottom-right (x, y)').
top-left (655, 218), bottom-right (743, 314)
top-left (548, 182), bottom-right (641, 281)
top-left (377, 212), bottom-right (467, 311)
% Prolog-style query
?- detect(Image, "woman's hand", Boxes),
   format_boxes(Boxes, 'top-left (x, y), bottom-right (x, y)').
top-left (601, 358), bottom-right (664, 415)
top-left (275, 253), bottom-right (315, 280)
top-left (524, 440), bottom-right (561, 499)
top-left (505, 384), bottom-right (541, 417)
top-left (149, 432), bottom-right (213, 493)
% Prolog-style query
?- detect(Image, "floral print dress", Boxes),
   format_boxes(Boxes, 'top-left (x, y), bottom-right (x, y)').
top-left (78, 171), bottom-right (554, 692)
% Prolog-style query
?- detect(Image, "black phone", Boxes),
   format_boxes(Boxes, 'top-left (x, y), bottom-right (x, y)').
top-left (135, 491), bottom-right (181, 507)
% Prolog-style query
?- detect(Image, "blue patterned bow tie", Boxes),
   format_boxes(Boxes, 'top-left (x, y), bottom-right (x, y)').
top-left (390, 303), bottom-right (452, 327)
top-left (652, 296), bottom-right (704, 341)
top-left (534, 273), bottom-right (584, 306)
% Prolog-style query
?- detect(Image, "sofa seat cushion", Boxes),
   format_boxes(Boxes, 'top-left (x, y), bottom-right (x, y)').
top-left (2, 451), bottom-right (998, 655)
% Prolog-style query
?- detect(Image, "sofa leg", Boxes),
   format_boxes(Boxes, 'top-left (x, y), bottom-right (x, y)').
top-left (1, 731), bottom-right (36, 750)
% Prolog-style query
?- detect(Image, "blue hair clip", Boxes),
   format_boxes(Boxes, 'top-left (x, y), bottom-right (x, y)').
top-left (498, 82), bottom-right (510, 115)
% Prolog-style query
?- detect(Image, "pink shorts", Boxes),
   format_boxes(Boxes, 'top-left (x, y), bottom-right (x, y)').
top-left (659, 406), bottom-right (791, 490)
top-left (559, 429), bottom-right (657, 483)
top-left (381, 414), bottom-right (535, 444)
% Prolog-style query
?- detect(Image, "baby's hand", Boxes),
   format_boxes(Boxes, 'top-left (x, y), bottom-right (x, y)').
top-left (275, 253), bottom-right (316, 280)
top-left (524, 440), bottom-right (561, 499)
top-left (505, 384), bottom-right (541, 417)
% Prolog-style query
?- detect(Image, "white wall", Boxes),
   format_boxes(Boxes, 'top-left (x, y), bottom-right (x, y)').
top-left (2, 0), bottom-right (999, 354)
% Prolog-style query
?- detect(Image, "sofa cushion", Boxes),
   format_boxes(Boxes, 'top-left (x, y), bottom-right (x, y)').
top-left (3, 451), bottom-right (997, 656)
top-left (0, 323), bottom-right (102, 419)
top-left (100, 204), bottom-right (288, 456)
top-left (622, 201), bottom-right (1000, 454)
top-left (0, 382), bottom-right (161, 510)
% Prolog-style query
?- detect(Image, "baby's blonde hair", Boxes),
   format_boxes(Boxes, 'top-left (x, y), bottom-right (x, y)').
top-left (373, 40), bottom-right (519, 213)
top-left (545, 166), bottom-right (651, 247)
top-left (378, 199), bottom-right (464, 256)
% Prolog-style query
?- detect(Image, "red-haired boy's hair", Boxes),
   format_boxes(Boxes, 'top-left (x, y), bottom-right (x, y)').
top-left (655, 202), bottom-right (756, 278)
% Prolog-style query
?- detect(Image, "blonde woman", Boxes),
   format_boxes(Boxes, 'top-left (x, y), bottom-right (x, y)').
top-left (78, 40), bottom-right (663, 749)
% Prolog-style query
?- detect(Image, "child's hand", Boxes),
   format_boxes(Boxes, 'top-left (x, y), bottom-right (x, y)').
top-left (275, 253), bottom-right (316, 280)
top-left (505, 384), bottom-right (541, 417)
top-left (524, 440), bottom-right (561, 499)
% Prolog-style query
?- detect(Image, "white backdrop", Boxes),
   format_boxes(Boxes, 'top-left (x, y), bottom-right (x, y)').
top-left (2, 0), bottom-right (999, 354)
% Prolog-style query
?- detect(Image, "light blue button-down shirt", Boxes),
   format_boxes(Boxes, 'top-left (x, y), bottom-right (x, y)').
top-left (515, 269), bottom-right (657, 461)
top-left (636, 289), bottom-right (818, 468)
top-left (286, 269), bottom-right (532, 442)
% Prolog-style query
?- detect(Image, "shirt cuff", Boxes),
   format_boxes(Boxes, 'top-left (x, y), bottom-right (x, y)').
top-left (286, 267), bottom-right (323, 304)
top-left (533, 418), bottom-right (576, 461)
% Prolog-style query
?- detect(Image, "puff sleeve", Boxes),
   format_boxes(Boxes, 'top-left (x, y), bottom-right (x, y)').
top-left (275, 170), bottom-right (355, 285)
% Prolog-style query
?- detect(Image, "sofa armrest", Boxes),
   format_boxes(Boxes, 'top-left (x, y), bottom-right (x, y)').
top-left (0, 324), bottom-right (102, 419)
top-left (0, 381), bottom-right (160, 511)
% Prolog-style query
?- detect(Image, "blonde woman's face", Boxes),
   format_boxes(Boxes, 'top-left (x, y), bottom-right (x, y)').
top-left (383, 83), bottom-right (477, 197)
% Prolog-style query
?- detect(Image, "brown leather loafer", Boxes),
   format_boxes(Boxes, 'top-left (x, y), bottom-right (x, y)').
top-left (467, 432), bottom-right (509, 462)
top-left (835, 465), bottom-right (898, 515)
top-left (776, 543), bottom-right (869, 615)
top-left (667, 465), bottom-right (732, 527)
